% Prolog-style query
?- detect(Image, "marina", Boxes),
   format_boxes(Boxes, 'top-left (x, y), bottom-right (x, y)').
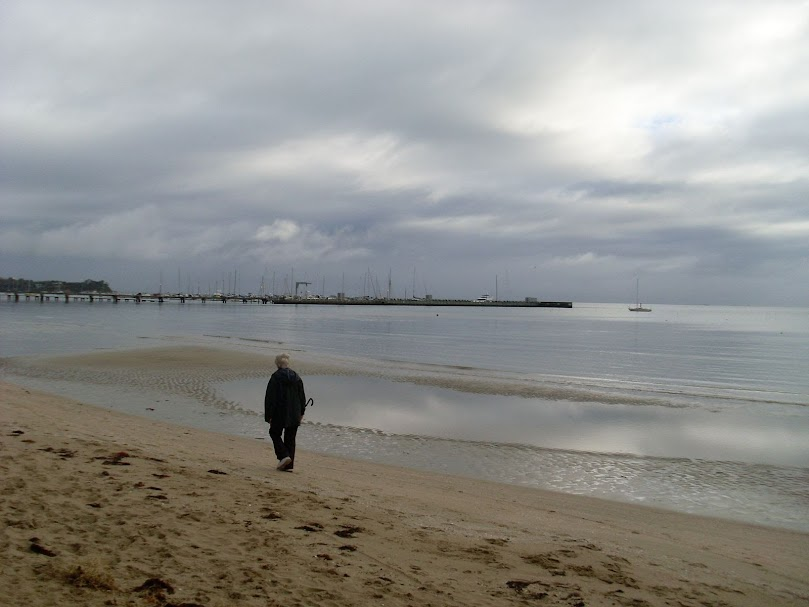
top-left (2, 291), bottom-right (573, 308)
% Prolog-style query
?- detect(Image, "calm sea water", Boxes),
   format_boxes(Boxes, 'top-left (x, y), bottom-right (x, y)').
top-left (2, 298), bottom-right (808, 530)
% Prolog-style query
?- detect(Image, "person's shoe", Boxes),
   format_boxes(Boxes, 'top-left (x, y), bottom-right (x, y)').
top-left (277, 456), bottom-right (292, 471)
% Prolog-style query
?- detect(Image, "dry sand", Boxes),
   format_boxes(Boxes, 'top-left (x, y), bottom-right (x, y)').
top-left (2, 347), bottom-right (809, 606)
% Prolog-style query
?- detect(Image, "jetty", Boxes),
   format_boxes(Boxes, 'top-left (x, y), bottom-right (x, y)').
top-left (3, 291), bottom-right (572, 308)
top-left (1, 292), bottom-right (271, 304)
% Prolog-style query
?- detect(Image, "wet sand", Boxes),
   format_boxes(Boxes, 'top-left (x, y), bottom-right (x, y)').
top-left (0, 343), bottom-right (668, 406)
top-left (1, 346), bottom-right (808, 606)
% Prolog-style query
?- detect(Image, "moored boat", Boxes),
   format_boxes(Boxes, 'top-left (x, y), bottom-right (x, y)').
top-left (629, 277), bottom-right (651, 312)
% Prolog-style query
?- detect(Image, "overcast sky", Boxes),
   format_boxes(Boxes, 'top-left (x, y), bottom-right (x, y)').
top-left (2, 1), bottom-right (808, 305)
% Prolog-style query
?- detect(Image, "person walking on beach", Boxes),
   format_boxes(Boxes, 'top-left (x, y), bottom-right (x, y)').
top-left (264, 353), bottom-right (307, 471)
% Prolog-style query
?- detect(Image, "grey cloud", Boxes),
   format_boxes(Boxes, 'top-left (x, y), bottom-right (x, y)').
top-left (568, 181), bottom-right (678, 198)
top-left (1, 1), bottom-right (808, 305)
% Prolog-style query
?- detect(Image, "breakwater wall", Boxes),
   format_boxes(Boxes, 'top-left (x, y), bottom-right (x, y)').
top-left (272, 297), bottom-right (573, 308)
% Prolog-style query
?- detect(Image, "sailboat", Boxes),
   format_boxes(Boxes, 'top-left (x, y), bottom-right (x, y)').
top-left (629, 277), bottom-right (652, 312)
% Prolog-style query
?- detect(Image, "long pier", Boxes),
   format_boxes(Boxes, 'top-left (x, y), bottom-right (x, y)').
top-left (2, 292), bottom-right (572, 308)
top-left (1, 292), bottom-right (271, 304)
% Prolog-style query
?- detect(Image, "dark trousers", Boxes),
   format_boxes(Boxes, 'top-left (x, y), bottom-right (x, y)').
top-left (269, 423), bottom-right (299, 467)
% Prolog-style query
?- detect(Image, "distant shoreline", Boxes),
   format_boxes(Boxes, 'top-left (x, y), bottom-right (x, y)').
top-left (2, 291), bottom-right (573, 307)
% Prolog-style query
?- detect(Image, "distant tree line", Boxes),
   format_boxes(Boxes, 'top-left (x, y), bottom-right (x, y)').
top-left (0, 277), bottom-right (113, 293)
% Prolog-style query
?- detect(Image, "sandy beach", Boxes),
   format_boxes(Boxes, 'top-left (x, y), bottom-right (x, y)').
top-left (2, 348), bottom-right (809, 606)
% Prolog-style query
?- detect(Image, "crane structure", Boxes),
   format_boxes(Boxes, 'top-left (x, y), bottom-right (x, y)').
top-left (295, 281), bottom-right (311, 298)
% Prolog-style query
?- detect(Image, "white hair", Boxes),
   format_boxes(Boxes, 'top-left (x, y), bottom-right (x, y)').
top-left (275, 353), bottom-right (290, 368)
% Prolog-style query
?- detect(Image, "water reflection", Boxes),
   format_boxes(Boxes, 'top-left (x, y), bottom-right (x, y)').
top-left (10, 373), bottom-right (808, 531)
top-left (216, 375), bottom-right (809, 467)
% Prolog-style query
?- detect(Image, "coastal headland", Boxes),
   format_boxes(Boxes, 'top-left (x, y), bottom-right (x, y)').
top-left (1, 345), bottom-right (807, 606)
